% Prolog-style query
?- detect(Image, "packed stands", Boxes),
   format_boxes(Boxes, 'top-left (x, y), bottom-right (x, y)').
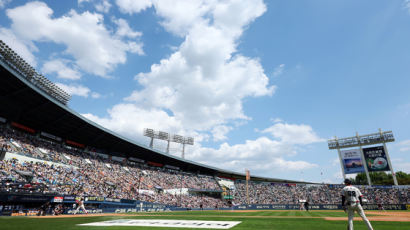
top-left (233, 180), bottom-right (409, 205)
top-left (0, 124), bottom-right (226, 208)
top-left (1, 123), bottom-right (408, 210)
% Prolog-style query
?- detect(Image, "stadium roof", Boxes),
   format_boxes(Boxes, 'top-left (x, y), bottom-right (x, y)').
top-left (0, 55), bottom-right (307, 184)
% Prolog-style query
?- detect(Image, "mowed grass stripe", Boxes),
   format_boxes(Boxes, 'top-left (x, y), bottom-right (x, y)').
top-left (1, 213), bottom-right (409, 230)
top-left (129, 210), bottom-right (350, 217)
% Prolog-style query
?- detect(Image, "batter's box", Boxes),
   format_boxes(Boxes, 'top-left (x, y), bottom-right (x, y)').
top-left (79, 219), bottom-right (242, 229)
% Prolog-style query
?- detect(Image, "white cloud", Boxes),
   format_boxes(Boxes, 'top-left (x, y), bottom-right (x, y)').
top-left (95, 0), bottom-right (111, 13)
top-left (55, 83), bottom-right (103, 99)
top-left (261, 122), bottom-right (325, 145)
top-left (152, 0), bottom-right (214, 36)
top-left (86, 0), bottom-right (274, 142)
top-left (6, 1), bottom-right (143, 77)
top-left (397, 139), bottom-right (410, 152)
top-left (271, 118), bottom-right (283, 123)
top-left (41, 59), bottom-right (82, 80)
top-left (91, 92), bottom-right (101, 99)
top-left (113, 18), bottom-right (143, 38)
top-left (0, 28), bottom-right (38, 66)
top-left (83, 103), bottom-right (184, 142)
top-left (189, 137), bottom-right (318, 176)
top-left (0, 0), bottom-right (11, 9)
top-left (55, 83), bottom-right (90, 98)
top-left (83, 0), bottom-right (312, 177)
top-left (116, 0), bottom-right (153, 14)
top-left (121, 0), bottom-right (273, 134)
top-left (78, 0), bottom-right (112, 13)
top-left (211, 125), bottom-right (232, 141)
top-left (272, 64), bottom-right (285, 77)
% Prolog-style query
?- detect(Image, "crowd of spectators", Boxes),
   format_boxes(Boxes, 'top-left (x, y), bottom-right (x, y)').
top-left (0, 124), bottom-right (408, 210)
top-left (0, 124), bottom-right (226, 208)
top-left (233, 180), bottom-right (409, 205)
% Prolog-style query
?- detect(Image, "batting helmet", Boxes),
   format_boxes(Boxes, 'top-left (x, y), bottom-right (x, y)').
top-left (344, 179), bottom-right (352, 185)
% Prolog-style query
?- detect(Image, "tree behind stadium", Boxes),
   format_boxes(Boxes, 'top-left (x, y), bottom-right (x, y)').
top-left (351, 171), bottom-right (410, 185)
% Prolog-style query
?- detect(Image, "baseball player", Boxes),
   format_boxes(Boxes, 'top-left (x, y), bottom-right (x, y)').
top-left (341, 179), bottom-right (373, 230)
top-left (73, 197), bottom-right (88, 215)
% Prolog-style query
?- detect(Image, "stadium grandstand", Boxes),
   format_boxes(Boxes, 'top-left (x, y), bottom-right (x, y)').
top-left (0, 40), bottom-right (408, 216)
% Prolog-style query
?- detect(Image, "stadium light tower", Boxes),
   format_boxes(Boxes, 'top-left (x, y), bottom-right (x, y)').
top-left (144, 128), bottom-right (194, 158)
top-left (143, 128), bottom-right (156, 148)
top-left (172, 135), bottom-right (194, 159)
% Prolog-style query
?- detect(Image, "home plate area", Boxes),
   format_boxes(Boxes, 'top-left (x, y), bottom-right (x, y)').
top-left (78, 219), bottom-right (242, 229)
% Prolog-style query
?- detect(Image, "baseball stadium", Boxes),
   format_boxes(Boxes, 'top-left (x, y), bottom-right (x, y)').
top-left (1, 0), bottom-right (410, 229)
top-left (0, 38), bottom-right (409, 229)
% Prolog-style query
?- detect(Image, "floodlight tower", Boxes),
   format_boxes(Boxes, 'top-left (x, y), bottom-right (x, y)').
top-left (172, 135), bottom-right (194, 159)
top-left (158, 131), bottom-right (170, 153)
top-left (182, 137), bottom-right (194, 159)
top-left (143, 128), bottom-right (155, 148)
top-left (143, 128), bottom-right (194, 158)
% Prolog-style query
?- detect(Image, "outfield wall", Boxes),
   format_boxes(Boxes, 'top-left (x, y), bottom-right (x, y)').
top-left (1, 193), bottom-right (408, 216)
top-left (233, 204), bottom-right (408, 211)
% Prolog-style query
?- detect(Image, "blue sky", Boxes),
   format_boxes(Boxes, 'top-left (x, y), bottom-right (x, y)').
top-left (1, 0), bottom-right (410, 183)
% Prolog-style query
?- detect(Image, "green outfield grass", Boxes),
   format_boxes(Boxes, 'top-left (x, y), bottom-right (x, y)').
top-left (0, 210), bottom-right (409, 230)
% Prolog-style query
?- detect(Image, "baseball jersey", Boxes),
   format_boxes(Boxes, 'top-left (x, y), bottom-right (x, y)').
top-left (341, 185), bottom-right (362, 204)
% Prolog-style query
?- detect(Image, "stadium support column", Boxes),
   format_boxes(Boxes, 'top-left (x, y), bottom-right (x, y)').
top-left (335, 136), bottom-right (346, 180)
top-left (166, 138), bottom-right (170, 154)
top-left (149, 137), bottom-right (154, 148)
top-left (379, 128), bottom-right (398, 185)
top-left (245, 169), bottom-right (250, 205)
top-left (182, 143), bottom-right (185, 159)
top-left (357, 132), bottom-right (372, 186)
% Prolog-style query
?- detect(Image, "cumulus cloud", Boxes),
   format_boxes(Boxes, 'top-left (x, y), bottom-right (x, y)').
top-left (211, 125), bottom-right (232, 142)
top-left (91, 92), bottom-right (101, 99)
top-left (6, 1), bottom-right (143, 77)
top-left (78, 0), bottom-right (112, 13)
top-left (41, 59), bottom-right (82, 80)
top-left (261, 122), bottom-right (325, 145)
top-left (83, 0), bottom-right (318, 177)
top-left (190, 137), bottom-right (318, 176)
top-left (54, 83), bottom-right (101, 99)
top-left (119, 0), bottom-right (273, 134)
top-left (55, 83), bottom-right (91, 97)
top-left (113, 18), bottom-right (143, 39)
top-left (116, 0), bottom-right (153, 14)
top-left (83, 103), bottom-right (184, 142)
top-left (88, 0), bottom-right (274, 142)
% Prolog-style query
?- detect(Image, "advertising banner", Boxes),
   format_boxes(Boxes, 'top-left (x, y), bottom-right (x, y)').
top-left (363, 146), bottom-right (390, 172)
top-left (53, 197), bottom-right (63, 203)
top-left (340, 148), bottom-right (365, 174)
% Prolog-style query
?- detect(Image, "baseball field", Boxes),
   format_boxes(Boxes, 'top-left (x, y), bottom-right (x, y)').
top-left (0, 210), bottom-right (409, 229)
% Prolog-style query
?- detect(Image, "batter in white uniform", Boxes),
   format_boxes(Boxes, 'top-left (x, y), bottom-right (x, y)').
top-left (73, 197), bottom-right (88, 215)
top-left (341, 179), bottom-right (373, 230)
